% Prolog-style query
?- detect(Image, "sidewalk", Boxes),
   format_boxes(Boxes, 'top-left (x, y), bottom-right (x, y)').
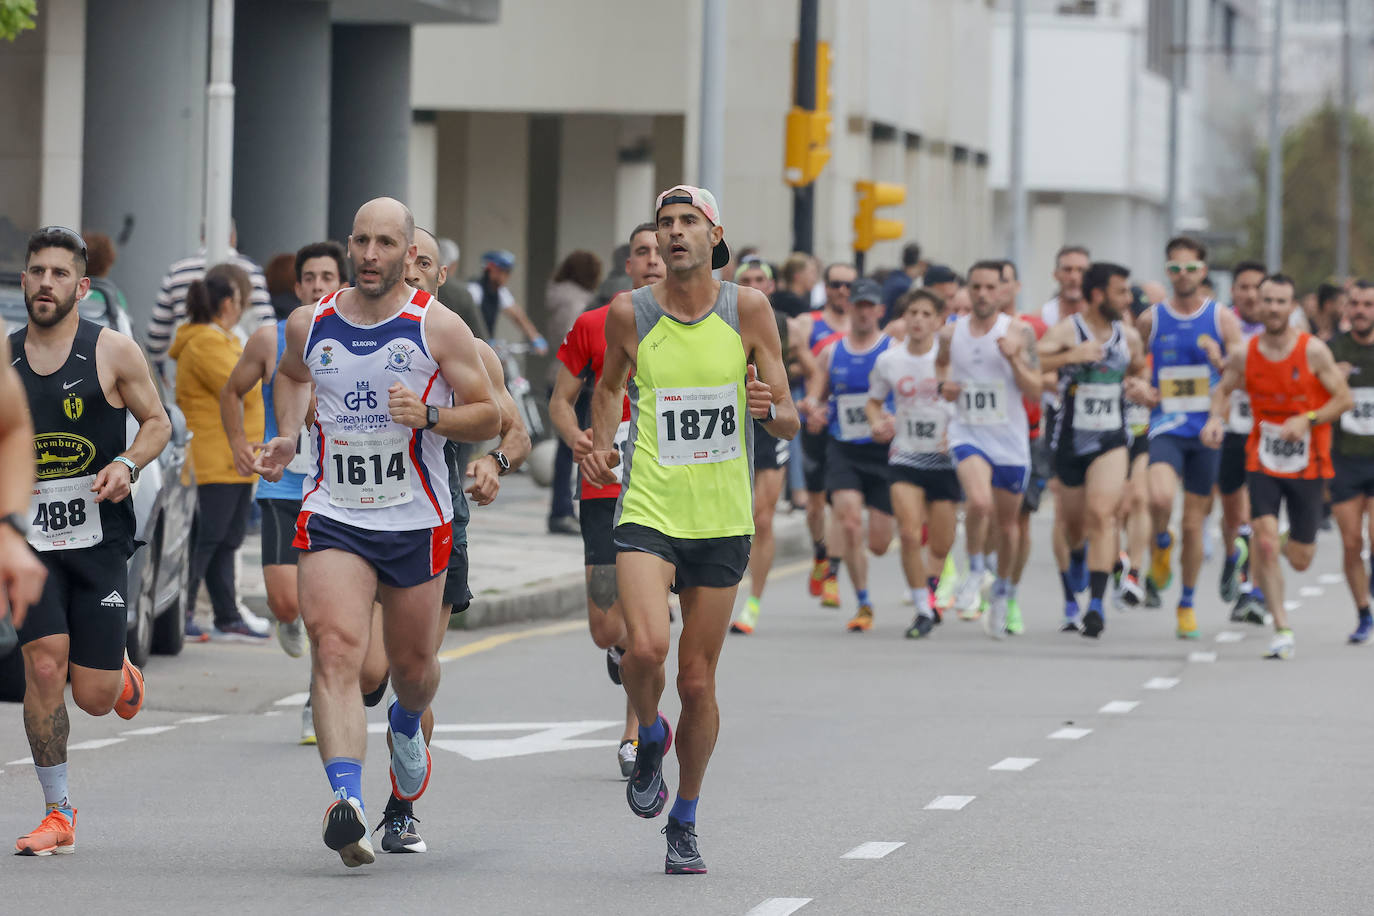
top-left (237, 470), bottom-right (811, 630)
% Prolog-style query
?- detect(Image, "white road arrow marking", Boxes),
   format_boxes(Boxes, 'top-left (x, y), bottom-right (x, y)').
top-left (365, 720), bottom-right (623, 761)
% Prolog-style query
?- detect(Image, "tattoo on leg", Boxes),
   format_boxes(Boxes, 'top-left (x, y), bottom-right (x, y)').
top-left (24, 704), bottom-right (70, 767)
top-left (588, 565), bottom-right (619, 613)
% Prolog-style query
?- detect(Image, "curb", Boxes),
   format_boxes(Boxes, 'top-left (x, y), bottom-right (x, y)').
top-left (455, 512), bottom-right (814, 630)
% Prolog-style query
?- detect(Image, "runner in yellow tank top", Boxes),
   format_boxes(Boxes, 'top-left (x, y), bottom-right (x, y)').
top-left (582, 186), bottom-right (799, 875)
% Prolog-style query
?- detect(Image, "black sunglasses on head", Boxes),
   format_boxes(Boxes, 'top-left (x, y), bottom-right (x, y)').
top-left (37, 225), bottom-right (88, 262)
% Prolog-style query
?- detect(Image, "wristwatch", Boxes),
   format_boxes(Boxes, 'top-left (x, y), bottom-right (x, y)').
top-left (425, 405), bottom-right (440, 430)
top-left (1306, 410), bottom-right (1317, 424)
top-left (112, 455), bottom-right (140, 483)
top-left (766, 402), bottom-right (777, 422)
top-left (488, 449), bottom-right (511, 476)
top-left (0, 512), bottom-right (28, 539)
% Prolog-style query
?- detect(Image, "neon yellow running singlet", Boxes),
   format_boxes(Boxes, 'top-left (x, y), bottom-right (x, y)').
top-left (615, 282), bottom-right (755, 538)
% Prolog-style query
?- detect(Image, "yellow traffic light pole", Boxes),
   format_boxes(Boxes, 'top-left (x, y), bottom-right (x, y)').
top-left (785, 0), bottom-right (829, 253)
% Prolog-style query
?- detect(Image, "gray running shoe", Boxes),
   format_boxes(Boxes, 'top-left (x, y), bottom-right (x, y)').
top-left (663, 817), bottom-right (706, 875)
top-left (277, 618), bottom-right (306, 658)
top-left (375, 798), bottom-right (426, 854)
top-left (388, 703), bottom-right (431, 802)
top-left (618, 739), bottom-right (637, 779)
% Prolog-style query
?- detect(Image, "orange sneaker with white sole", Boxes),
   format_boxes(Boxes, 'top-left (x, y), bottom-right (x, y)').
top-left (821, 575), bottom-right (841, 608)
top-left (15, 807), bottom-right (76, 856)
top-left (846, 605), bottom-right (874, 632)
top-left (114, 655), bottom-right (144, 720)
top-left (808, 559), bottom-right (827, 597)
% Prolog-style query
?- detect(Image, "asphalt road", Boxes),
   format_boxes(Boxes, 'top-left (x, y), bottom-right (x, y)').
top-left (1, 511), bottom-right (1370, 915)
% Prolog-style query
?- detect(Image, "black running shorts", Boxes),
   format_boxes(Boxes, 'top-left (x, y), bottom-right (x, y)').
top-left (614, 523), bottom-right (750, 594)
top-left (258, 498), bottom-right (302, 567)
top-left (888, 464), bottom-right (962, 504)
top-left (19, 542), bottom-right (132, 671)
top-left (442, 541), bottom-right (472, 613)
top-left (825, 439), bottom-right (893, 514)
top-left (1246, 472), bottom-right (1326, 545)
top-left (753, 420), bottom-right (789, 472)
top-left (801, 429), bottom-right (828, 493)
top-left (1330, 453), bottom-right (1374, 505)
top-left (1218, 433), bottom-right (1249, 496)
top-left (580, 497), bottom-right (618, 567)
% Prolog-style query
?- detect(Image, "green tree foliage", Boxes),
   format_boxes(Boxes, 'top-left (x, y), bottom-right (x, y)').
top-left (1245, 103), bottom-right (1374, 291)
top-left (0, 0), bottom-right (36, 41)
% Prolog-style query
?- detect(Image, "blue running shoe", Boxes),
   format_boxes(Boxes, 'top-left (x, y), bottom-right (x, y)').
top-left (1350, 616), bottom-right (1374, 645)
top-left (1060, 599), bottom-right (1080, 632)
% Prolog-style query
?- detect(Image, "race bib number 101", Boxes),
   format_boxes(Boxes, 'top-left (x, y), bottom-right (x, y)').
top-left (656, 383), bottom-right (742, 466)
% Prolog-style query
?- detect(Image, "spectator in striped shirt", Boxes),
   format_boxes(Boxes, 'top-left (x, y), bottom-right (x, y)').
top-left (144, 221), bottom-right (274, 372)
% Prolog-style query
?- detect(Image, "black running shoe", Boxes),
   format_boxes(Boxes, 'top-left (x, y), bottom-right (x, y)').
top-left (606, 646), bottom-right (624, 686)
top-left (663, 817), bottom-right (706, 875)
top-left (905, 613), bottom-right (935, 639)
top-left (1144, 577), bottom-right (1163, 609)
top-left (362, 674), bottom-right (390, 708)
top-left (1081, 609), bottom-right (1104, 638)
top-left (627, 714), bottom-right (672, 818)
top-left (375, 796), bottom-right (426, 854)
top-left (1060, 619), bottom-right (1080, 633)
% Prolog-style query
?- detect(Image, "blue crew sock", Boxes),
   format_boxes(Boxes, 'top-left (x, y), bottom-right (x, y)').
top-left (324, 757), bottom-right (364, 805)
top-left (1181, 585), bottom-right (1196, 608)
top-left (1226, 548), bottom-right (1239, 565)
top-left (639, 715), bottom-right (666, 747)
top-left (856, 588), bottom-right (871, 607)
top-left (969, 553), bottom-right (986, 574)
top-left (1156, 531), bottom-right (1172, 550)
top-left (1250, 586), bottom-right (1266, 603)
top-left (389, 700), bottom-right (424, 739)
top-left (993, 577), bottom-right (1011, 599)
top-left (669, 795), bottom-right (698, 824)
top-left (1088, 596), bottom-right (1104, 613)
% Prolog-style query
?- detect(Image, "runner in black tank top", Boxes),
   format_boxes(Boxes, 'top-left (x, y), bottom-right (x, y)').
top-left (11, 227), bottom-right (171, 857)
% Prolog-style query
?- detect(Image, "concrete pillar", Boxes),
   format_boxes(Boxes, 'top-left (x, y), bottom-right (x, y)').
top-left (615, 157), bottom-right (655, 247)
top-left (0, 13), bottom-right (47, 252)
top-left (83, 0), bottom-right (209, 332)
top-left (232, 0), bottom-right (331, 262)
top-left (329, 24), bottom-right (410, 244)
top-left (556, 114), bottom-right (619, 261)
top-left (408, 113), bottom-right (438, 233)
top-left (1027, 194), bottom-right (1067, 309)
top-left (40, 0), bottom-right (86, 229)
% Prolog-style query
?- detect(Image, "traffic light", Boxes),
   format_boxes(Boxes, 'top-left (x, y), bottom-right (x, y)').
top-left (853, 181), bottom-right (906, 252)
top-left (784, 109), bottom-right (831, 187)
top-left (784, 40), bottom-right (833, 188)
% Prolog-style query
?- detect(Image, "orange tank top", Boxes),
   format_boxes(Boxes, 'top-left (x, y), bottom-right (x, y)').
top-left (1244, 332), bottom-right (1332, 479)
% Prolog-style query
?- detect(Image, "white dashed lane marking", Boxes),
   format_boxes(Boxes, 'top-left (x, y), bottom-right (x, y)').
top-left (745, 899), bottom-right (812, 916)
top-left (924, 795), bottom-right (976, 810)
top-left (1098, 701), bottom-right (1139, 714)
top-left (1318, 573), bottom-right (1344, 585)
top-left (841, 841), bottom-right (905, 859)
top-left (1049, 727), bottom-right (1092, 740)
top-left (1215, 631), bottom-right (1245, 643)
top-left (1188, 651), bottom-right (1218, 663)
top-left (273, 692), bottom-right (310, 707)
top-left (1284, 600), bottom-right (1301, 611)
top-left (121, 725), bottom-right (176, 736)
top-left (175, 714), bottom-right (225, 724)
top-left (1299, 586), bottom-right (1323, 597)
top-left (1144, 677), bottom-right (1180, 690)
top-left (989, 757), bottom-right (1039, 772)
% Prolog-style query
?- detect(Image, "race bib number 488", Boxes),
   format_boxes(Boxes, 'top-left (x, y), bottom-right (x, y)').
top-left (655, 384), bottom-right (742, 466)
top-left (29, 474), bottom-right (102, 552)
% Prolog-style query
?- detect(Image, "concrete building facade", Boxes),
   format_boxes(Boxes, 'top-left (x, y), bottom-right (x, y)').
top-left (988, 0), bottom-right (1263, 307)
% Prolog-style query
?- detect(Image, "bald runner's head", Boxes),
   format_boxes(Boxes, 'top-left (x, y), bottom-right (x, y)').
top-left (407, 227), bottom-right (445, 296)
top-left (349, 197), bottom-right (416, 299)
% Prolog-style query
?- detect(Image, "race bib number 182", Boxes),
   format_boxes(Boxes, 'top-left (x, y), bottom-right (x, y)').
top-left (655, 383), bottom-right (742, 466)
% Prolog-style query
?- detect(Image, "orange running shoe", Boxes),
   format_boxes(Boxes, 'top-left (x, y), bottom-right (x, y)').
top-left (821, 574), bottom-right (841, 608)
top-left (808, 559), bottom-right (827, 596)
top-left (846, 605), bottom-right (874, 632)
top-left (114, 655), bottom-right (144, 720)
top-left (15, 807), bottom-right (76, 856)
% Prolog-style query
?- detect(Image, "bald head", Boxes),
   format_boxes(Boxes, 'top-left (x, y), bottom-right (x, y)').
top-left (407, 227), bottom-right (446, 296)
top-left (349, 197), bottom-right (416, 300)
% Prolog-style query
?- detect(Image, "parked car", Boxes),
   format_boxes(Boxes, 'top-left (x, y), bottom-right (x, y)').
top-left (0, 278), bottom-right (197, 701)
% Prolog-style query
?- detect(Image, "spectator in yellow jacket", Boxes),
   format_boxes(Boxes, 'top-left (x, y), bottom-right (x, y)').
top-left (169, 263), bottom-right (268, 642)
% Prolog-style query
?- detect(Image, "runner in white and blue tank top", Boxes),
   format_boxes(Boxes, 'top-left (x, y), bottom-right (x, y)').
top-left (253, 197), bottom-right (502, 870)
top-left (867, 287), bottom-right (960, 638)
top-left (1135, 237), bottom-right (1244, 638)
top-left (937, 261), bottom-right (1042, 638)
top-left (805, 279), bottom-right (894, 631)
top-left (1039, 262), bottom-right (1148, 639)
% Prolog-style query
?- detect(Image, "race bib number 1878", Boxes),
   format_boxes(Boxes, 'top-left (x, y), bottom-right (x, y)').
top-left (655, 384), bottom-right (742, 466)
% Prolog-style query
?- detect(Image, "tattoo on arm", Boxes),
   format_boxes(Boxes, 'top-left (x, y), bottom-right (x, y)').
top-left (24, 703), bottom-right (69, 767)
top-left (1023, 328), bottom-right (1040, 370)
top-left (588, 564), bottom-right (619, 614)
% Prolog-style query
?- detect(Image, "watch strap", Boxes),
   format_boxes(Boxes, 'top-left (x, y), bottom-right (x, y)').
top-left (0, 512), bottom-right (27, 538)
top-left (112, 456), bottom-right (138, 480)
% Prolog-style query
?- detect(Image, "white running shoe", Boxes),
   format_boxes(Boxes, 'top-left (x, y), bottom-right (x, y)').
top-left (300, 700), bottom-right (316, 746)
top-left (322, 794), bottom-right (374, 868)
top-left (277, 618), bottom-right (307, 658)
top-left (953, 574), bottom-right (984, 616)
top-left (238, 603), bottom-right (272, 635)
top-left (1265, 629), bottom-right (1295, 660)
top-left (983, 595), bottom-right (1008, 640)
